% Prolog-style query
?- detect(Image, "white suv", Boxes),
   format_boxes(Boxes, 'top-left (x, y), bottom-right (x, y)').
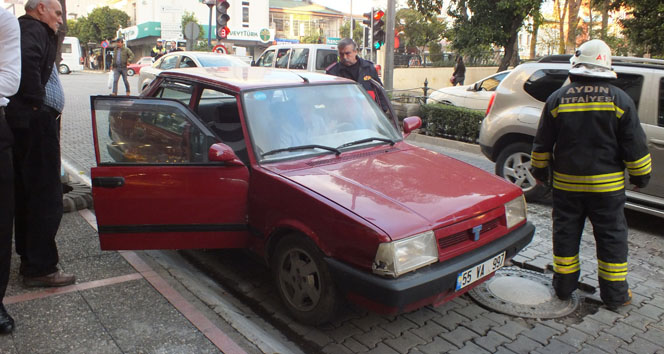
top-left (479, 55), bottom-right (664, 218)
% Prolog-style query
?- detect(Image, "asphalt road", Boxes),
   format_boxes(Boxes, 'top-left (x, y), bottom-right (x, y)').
top-left (59, 71), bottom-right (664, 354)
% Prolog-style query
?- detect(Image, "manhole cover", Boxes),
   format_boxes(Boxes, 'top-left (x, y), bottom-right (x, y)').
top-left (468, 267), bottom-right (579, 318)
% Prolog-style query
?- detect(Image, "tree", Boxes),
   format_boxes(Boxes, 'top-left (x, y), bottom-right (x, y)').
top-left (529, 1), bottom-right (543, 59)
top-left (446, 0), bottom-right (541, 71)
top-left (67, 6), bottom-right (130, 45)
top-left (566, 0), bottom-right (583, 52)
top-left (340, 20), bottom-right (364, 46)
top-left (181, 11), bottom-right (204, 40)
top-left (396, 8), bottom-right (446, 67)
top-left (621, 0), bottom-right (664, 56)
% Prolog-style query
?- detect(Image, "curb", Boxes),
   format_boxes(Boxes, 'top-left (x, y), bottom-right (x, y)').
top-left (406, 132), bottom-right (482, 154)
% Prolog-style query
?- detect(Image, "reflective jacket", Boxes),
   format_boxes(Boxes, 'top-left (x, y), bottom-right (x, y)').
top-left (531, 77), bottom-right (651, 193)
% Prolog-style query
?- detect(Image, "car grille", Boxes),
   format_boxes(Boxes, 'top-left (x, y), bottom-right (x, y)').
top-left (437, 217), bottom-right (500, 249)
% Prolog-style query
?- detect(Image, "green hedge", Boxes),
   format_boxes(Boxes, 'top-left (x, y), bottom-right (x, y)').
top-left (419, 104), bottom-right (484, 143)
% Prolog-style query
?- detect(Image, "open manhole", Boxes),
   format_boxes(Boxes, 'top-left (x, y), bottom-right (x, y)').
top-left (468, 266), bottom-right (579, 319)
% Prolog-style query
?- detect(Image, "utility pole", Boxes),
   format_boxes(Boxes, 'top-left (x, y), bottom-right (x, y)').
top-left (350, 0), bottom-right (353, 39)
top-left (384, 0), bottom-right (396, 91)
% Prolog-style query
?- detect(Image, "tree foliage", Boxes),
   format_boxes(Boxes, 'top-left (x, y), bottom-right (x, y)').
top-left (447, 0), bottom-right (541, 71)
top-left (396, 8), bottom-right (446, 66)
top-left (181, 11), bottom-right (205, 41)
top-left (67, 6), bottom-right (130, 46)
top-left (340, 20), bottom-right (364, 46)
top-left (621, 0), bottom-right (664, 56)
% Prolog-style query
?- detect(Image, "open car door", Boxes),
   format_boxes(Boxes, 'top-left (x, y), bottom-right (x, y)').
top-left (90, 96), bottom-right (250, 250)
top-left (369, 79), bottom-right (400, 131)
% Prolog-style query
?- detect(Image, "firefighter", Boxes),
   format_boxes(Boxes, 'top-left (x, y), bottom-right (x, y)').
top-left (530, 39), bottom-right (651, 310)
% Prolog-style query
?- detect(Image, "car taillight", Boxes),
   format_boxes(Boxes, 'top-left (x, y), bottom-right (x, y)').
top-left (485, 92), bottom-right (496, 117)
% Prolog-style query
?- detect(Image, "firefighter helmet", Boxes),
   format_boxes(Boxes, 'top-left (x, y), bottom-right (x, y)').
top-left (569, 39), bottom-right (616, 79)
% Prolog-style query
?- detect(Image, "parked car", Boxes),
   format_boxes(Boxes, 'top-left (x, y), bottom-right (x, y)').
top-left (479, 55), bottom-right (664, 218)
top-left (126, 56), bottom-right (153, 76)
top-left (253, 43), bottom-right (339, 72)
top-left (427, 70), bottom-right (511, 110)
top-left (59, 36), bottom-right (84, 74)
top-left (138, 51), bottom-right (249, 92)
top-left (90, 67), bottom-right (534, 324)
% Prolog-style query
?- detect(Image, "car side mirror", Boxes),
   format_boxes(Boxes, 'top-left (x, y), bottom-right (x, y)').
top-left (251, 60), bottom-right (257, 66)
top-left (470, 83), bottom-right (479, 91)
top-left (402, 116), bottom-right (422, 137)
top-left (208, 143), bottom-right (244, 166)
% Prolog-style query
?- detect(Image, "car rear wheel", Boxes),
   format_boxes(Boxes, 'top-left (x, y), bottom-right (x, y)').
top-left (272, 234), bottom-right (338, 325)
top-left (58, 64), bottom-right (70, 74)
top-left (495, 142), bottom-right (550, 201)
top-left (127, 68), bottom-right (135, 76)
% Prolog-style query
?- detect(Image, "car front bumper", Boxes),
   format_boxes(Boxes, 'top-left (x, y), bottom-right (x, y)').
top-left (325, 221), bottom-right (535, 313)
top-left (479, 143), bottom-right (494, 161)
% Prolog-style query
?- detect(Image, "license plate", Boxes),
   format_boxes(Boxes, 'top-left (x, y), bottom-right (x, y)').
top-left (455, 251), bottom-right (506, 291)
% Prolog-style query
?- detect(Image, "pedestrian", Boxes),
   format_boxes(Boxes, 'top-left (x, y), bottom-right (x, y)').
top-left (110, 38), bottom-right (134, 96)
top-left (530, 39), bottom-right (651, 310)
top-left (105, 50), bottom-right (112, 70)
top-left (167, 41), bottom-right (182, 53)
top-left (5, 0), bottom-right (75, 291)
top-left (151, 39), bottom-right (166, 60)
top-left (90, 54), bottom-right (96, 70)
top-left (451, 55), bottom-right (465, 86)
top-left (326, 38), bottom-right (382, 100)
top-left (0, 5), bottom-right (21, 335)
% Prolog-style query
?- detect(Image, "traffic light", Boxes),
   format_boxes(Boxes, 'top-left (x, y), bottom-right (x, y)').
top-left (362, 10), bottom-right (373, 28)
top-left (372, 10), bottom-right (385, 50)
top-left (216, 0), bottom-right (230, 40)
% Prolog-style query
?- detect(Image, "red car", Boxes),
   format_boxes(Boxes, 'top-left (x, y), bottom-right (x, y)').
top-left (126, 56), bottom-right (153, 76)
top-left (90, 67), bottom-right (534, 325)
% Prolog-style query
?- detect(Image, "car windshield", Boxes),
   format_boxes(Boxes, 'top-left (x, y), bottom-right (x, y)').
top-left (196, 55), bottom-right (250, 67)
top-left (243, 83), bottom-right (401, 162)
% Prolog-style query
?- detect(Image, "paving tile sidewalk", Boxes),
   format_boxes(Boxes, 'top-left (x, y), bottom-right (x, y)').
top-left (0, 210), bottom-right (256, 354)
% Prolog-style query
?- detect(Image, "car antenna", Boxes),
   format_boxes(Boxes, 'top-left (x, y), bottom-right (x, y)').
top-left (292, 72), bottom-right (309, 83)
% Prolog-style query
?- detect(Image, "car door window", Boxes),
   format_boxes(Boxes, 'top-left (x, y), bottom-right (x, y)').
top-left (610, 73), bottom-right (644, 109)
top-left (288, 48), bottom-right (309, 70)
top-left (93, 98), bottom-right (216, 164)
top-left (523, 69), bottom-right (569, 102)
top-left (160, 55), bottom-right (178, 70)
top-left (479, 72), bottom-right (509, 91)
top-left (660, 78), bottom-right (664, 127)
top-left (256, 50), bottom-right (275, 67)
top-left (275, 49), bottom-right (290, 68)
top-left (316, 49), bottom-right (338, 70)
top-left (179, 56), bottom-right (197, 68)
top-left (196, 88), bottom-right (248, 164)
top-left (154, 81), bottom-right (194, 105)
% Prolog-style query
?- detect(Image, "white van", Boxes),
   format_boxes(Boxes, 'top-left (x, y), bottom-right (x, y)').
top-left (252, 43), bottom-right (339, 73)
top-left (59, 36), bottom-right (85, 74)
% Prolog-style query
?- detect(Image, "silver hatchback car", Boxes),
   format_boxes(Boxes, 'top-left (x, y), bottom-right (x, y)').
top-left (479, 55), bottom-right (664, 218)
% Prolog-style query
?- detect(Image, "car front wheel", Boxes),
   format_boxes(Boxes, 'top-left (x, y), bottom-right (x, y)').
top-left (58, 64), bottom-right (70, 74)
top-left (495, 142), bottom-right (550, 201)
top-left (127, 68), bottom-right (135, 76)
top-left (272, 234), bottom-right (338, 325)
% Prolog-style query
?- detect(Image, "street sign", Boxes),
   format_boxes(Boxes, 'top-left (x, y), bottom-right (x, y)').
top-left (184, 22), bottom-right (200, 40)
top-left (101, 40), bottom-right (109, 48)
top-left (217, 26), bottom-right (229, 40)
top-left (212, 44), bottom-right (227, 54)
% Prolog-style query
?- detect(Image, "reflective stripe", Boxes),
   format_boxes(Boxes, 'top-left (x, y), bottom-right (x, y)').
top-left (598, 260), bottom-right (628, 281)
top-left (553, 171), bottom-right (625, 192)
top-left (553, 254), bottom-right (580, 274)
top-left (553, 171), bottom-right (624, 184)
top-left (625, 154), bottom-right (652, 176)
top-left (598, 269), bottom-right (627, 281)
top-left (551, 102), bottom-right (624, 118)
top-left (553, 179), bottom-right (625, 192)
top-left (531, 151), bottom-right (551, 168)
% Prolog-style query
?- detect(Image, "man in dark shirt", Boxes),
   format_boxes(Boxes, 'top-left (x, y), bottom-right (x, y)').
top-left (326, 38), bottom-right (382, 100)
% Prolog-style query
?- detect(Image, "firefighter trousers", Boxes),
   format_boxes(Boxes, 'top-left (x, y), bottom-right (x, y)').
top-left (551, 190), bottom-right (630, 307)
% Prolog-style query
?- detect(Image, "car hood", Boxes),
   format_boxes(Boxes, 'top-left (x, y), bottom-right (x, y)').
top-left (265, 144), bottom-right (519, 240)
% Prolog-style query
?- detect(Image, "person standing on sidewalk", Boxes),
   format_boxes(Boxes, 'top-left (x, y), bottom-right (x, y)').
top-left (110, 38), bottom-right (134, 96)
top-left (530, 39), bottom-right (651, 310)
top-left (451, 55), bottom-right (465, 86)
top-left (5, 0), bottom-right (75, 289)
top-left (0, 6), bottom-right (21, 335)
top-left (326, 38), bottom-right (382, 99)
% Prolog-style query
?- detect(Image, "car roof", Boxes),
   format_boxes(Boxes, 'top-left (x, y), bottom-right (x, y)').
top-left (265, 43), bottom-right (337, 50)
top-left (159, 66), bottom-right (353, 91)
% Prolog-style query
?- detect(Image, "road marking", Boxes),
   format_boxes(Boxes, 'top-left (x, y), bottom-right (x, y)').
top-left (78, 209), bottom-right (248, 354)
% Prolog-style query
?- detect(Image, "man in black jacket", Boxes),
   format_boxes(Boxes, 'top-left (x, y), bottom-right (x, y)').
top-left (326, 38), bottom-right (382, 100)
top-left (6, 0), bottom-right (75, 289)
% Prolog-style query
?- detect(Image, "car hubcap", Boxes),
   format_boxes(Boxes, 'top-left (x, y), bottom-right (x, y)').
top-left (503, 152), bottom-right (536, 192)
top-left (279, 248), bottom-right (320, 311)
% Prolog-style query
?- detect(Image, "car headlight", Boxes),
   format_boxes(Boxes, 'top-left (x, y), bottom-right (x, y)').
top-left (505, 195), bottom-right (527, 229)
top-left (373, 231), bottom-right (438, 278)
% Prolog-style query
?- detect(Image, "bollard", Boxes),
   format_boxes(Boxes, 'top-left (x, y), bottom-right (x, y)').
top-left (422, 78), bottom-right (429, 105)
